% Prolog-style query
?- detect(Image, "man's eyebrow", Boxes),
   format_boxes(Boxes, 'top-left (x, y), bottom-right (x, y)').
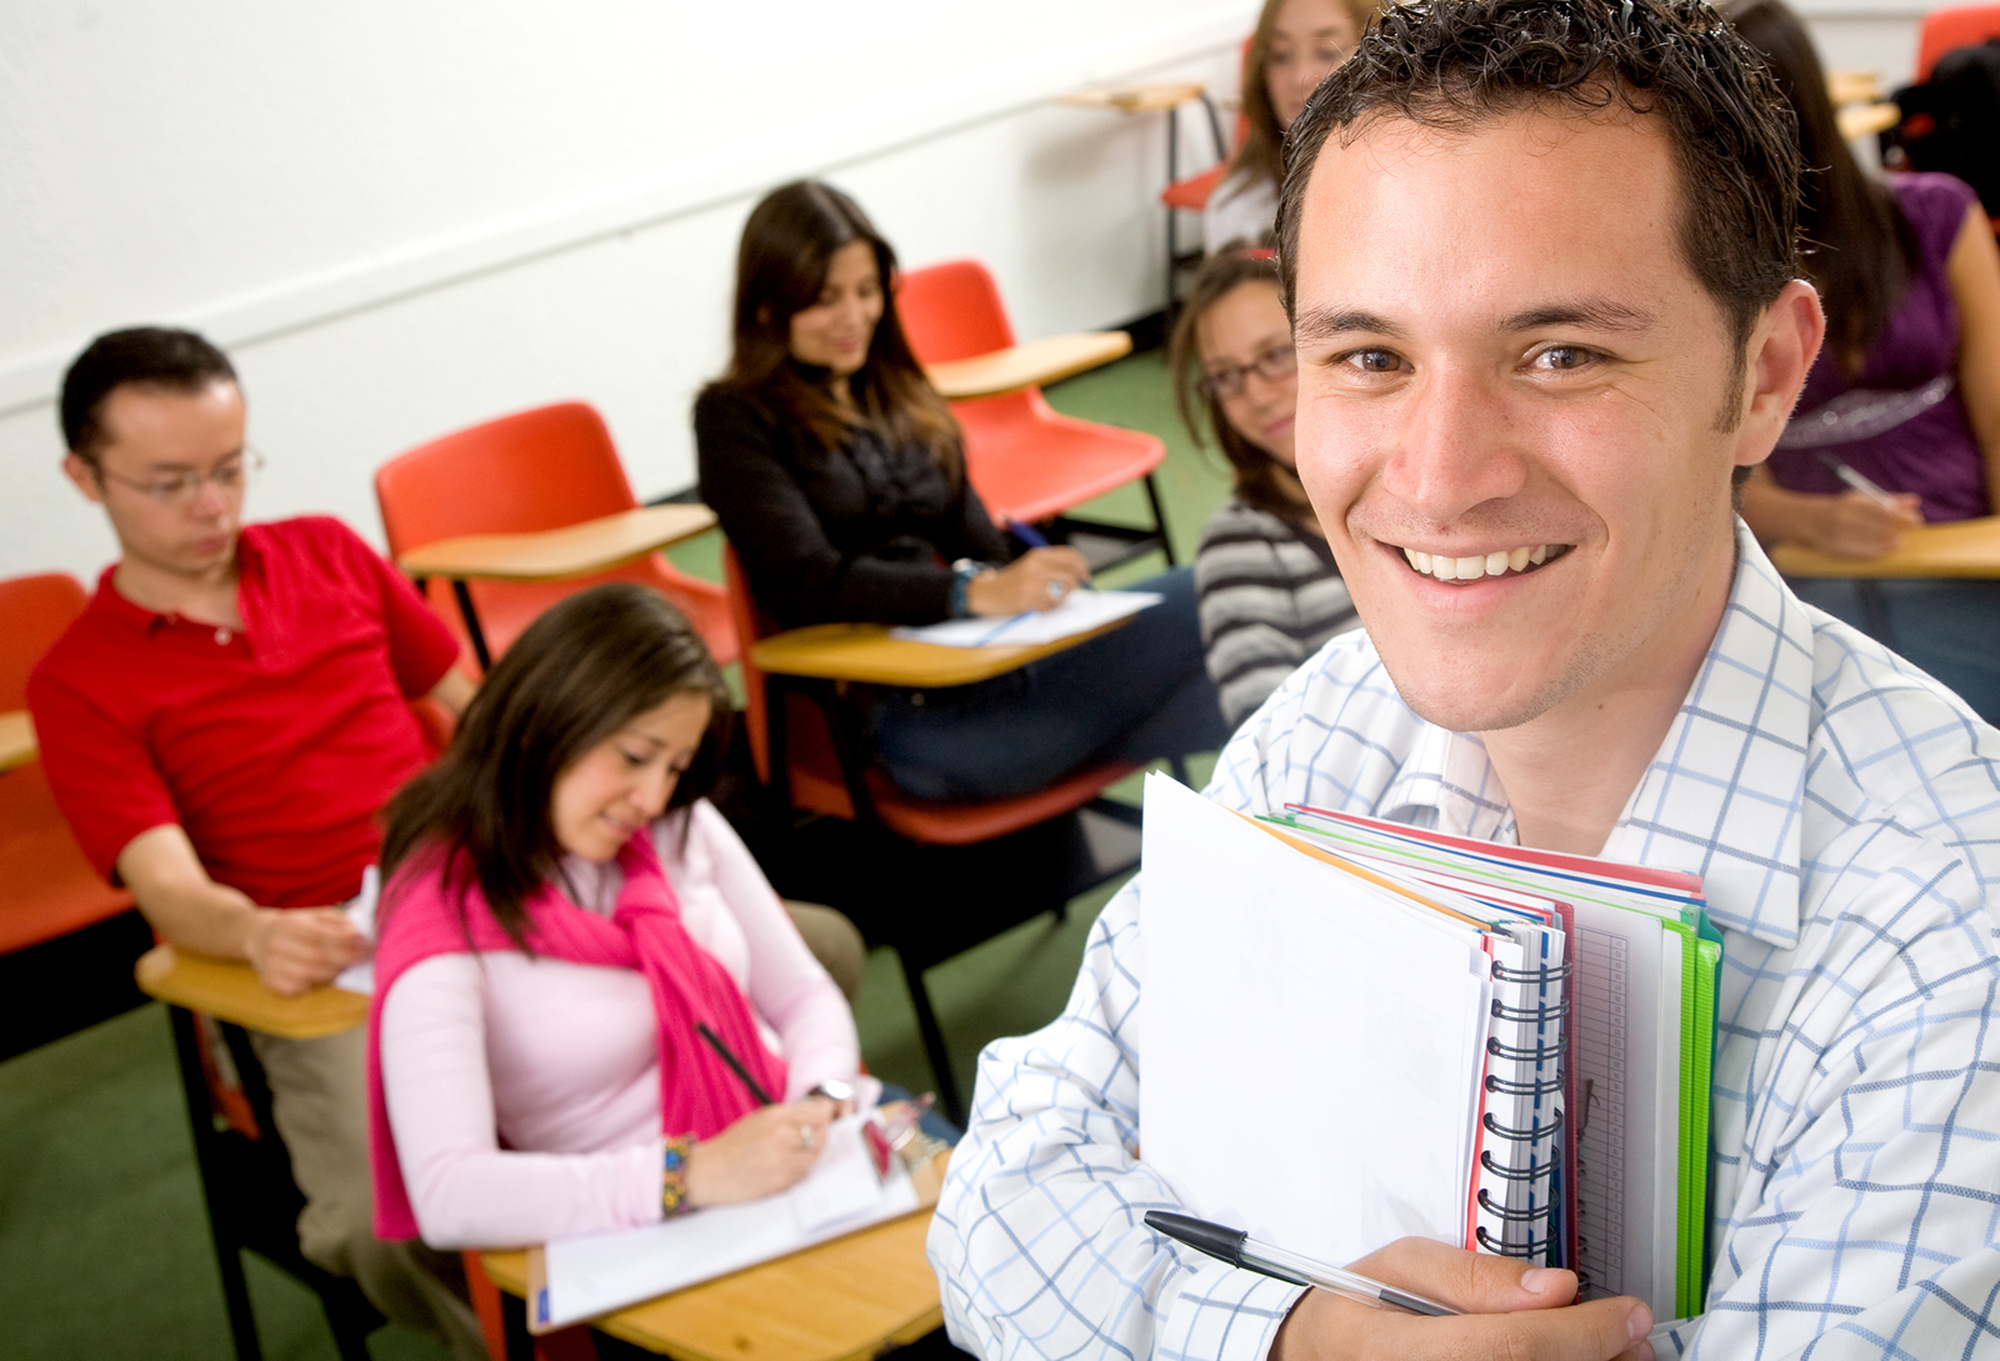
top-left (1291, 308), bottom-right (1405, 344)
top-left (1500, 300), bottom-right (1657, 333)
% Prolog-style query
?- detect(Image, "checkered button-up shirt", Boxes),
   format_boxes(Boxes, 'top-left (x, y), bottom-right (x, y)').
top-left (929, 526), bottom-right (2000, 1360)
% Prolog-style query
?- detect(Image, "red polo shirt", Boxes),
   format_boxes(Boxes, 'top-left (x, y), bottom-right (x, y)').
top-left (28, 516), bottom-right (460, 908)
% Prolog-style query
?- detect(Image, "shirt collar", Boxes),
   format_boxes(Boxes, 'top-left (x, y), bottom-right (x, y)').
top-left (1374, 522), bottom-right (1811, 949)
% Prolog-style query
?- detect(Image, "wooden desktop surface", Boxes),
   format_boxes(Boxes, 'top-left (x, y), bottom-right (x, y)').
top-left (1056, 81), bottom-right (1207, 113)
top-left (134, 945), bottom-right (368, 1038)
top-left (925, 332), bottom-right (1132, 401)
top-left (0, 709), bottom-right (36, 774)
top-left (396, 504), bottom-right (718, 582)
top-left (751, 618), bottom-right (1127, 688)
top-left (481, 1153), bottom-right (950, 1361)
top-left (1768, 515), bottom-right (2000, 579)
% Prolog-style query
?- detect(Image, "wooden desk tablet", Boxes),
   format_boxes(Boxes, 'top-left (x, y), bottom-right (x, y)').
top-left (924, 332), bottom-right (1132, 402)
top-left (1055, 81), bottom-right (1207, 113)
top-left (395, 503), bottom-right (718, 668)
top-left (0, 709), bottom-right (36, 774)
top-left (1836, 102), bottom-right (1900, 142)
top-left (1768, 516), bottom-right (2000, 579)
top-left (481, 1152), bottom-right (951, 1361)
top-left (395, 504), bottom-right (718, 582)
top-left (750, 619), bottom-right (1129, 688)
top-left (135, 945), bottom-right (368, 1039)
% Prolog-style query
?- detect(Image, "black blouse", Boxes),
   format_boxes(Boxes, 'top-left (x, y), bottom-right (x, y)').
top-left (695, 384), bottom-right (1011, 629)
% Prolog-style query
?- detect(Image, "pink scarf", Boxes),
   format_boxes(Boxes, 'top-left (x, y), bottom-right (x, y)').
top-left (366, 830), bottom-right (787, 1240)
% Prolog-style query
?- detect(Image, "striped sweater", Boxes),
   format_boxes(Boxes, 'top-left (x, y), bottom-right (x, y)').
top-left (1193, 498), bottom-right (1359, 728)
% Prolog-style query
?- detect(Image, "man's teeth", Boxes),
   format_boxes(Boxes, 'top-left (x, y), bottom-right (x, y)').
top-left (1402, 545), bottom-right (1551, 581)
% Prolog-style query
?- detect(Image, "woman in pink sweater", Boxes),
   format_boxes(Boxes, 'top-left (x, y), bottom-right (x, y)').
top-left (367, 583), bottom-right (871, 1249)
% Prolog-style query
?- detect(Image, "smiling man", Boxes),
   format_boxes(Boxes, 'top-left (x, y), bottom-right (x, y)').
top-left (28, 327), bottom-right (484, 1359)
top-left (931, 2), bottom-right (2000, 1358)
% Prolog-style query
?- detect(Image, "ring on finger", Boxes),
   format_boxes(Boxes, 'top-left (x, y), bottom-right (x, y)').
top-left (1046, 580), bottom-right (1066, 601)
top-left (799, 1123), bottom-right (816, 1149)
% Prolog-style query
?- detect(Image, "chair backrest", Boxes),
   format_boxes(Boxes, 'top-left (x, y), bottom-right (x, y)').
top-left (896, 260), bottom-right (1018, 364)
top-left (377, 402), bottom-right (736, 667)
top-left (376, 402), bottom-right (638, 555)
top-left (0, 573), bottom-right (87, 711)
top-left (1919, 4), bottom-right (2000, 81)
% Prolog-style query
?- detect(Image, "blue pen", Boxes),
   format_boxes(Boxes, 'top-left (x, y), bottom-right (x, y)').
top-left (971, 610), bottom-right (1034, 646)
top-left (1010, 520), bottom-right (1051, 549)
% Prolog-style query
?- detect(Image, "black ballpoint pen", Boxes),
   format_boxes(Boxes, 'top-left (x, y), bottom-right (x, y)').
top-left (1145, 1211), bottom-right (1459, 1317)
top-left (696, 1021), bottom-right (774, 1105)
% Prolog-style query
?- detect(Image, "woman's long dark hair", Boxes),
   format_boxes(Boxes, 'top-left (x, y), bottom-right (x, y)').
top-left (1228, 0), bottom-right (1383, 205)
top-left (378, 583), bottom-right (731, 951)
top-left (1724, 0), bottom-right (1916, 373)
top-left (709, 180), bottom-right (962, 476)
top-left (1170, 250), bottom-right (1311, 526)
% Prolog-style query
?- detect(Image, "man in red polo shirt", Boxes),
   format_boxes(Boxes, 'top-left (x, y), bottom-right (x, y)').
top-left (28, 327), bottom-right (484, 1358)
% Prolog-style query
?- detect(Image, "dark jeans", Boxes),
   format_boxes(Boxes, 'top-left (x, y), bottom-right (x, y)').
top-left (1791, 575), bottom-right (2000, 724)
top-left (869, 567), bottom-right (1228, 802)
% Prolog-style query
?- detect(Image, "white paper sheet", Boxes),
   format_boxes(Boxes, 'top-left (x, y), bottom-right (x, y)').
top-left (888, 588), bottom-right (1159, 648)
top-left (1139, 775), bottom-right (1492, 1266)
top-left (333, 864), bottom-right (379, 995)
top-left (539, 1114), bottom-right (920, 1328)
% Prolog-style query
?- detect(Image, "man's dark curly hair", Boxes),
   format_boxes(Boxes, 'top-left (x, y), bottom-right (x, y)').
top-left (1275, 0), bottom-right (1802, 364)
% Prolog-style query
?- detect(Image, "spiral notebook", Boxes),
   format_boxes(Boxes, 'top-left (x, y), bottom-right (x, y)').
top-left (1139, 776), bottom-right (1713, 1320)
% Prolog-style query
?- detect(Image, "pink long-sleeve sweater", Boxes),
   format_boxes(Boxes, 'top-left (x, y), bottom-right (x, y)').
top-left (377, 799), bottom-right (865, 1248)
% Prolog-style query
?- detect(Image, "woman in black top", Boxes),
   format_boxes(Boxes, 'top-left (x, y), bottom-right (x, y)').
top-left (696, 181), bottom-right (1224, 801)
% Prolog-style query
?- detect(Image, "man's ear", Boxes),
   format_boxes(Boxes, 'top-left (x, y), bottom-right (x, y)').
top-left (63, 452), bottom-right (106, 504)
top-left (1733, 279), bottom-right (1825, 469)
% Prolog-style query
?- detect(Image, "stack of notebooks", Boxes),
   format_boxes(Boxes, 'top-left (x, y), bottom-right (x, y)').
top-left (1139, 775), bottom-right (1719, 1320)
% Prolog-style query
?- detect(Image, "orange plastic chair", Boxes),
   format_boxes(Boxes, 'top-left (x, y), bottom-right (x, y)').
top-left (0, 573), bottom-right (135, 957)
top-left (896, 260), bottom-right (1175, 569)
top-left (1917, 3), bottom-right (2000, 80)
top-left (375, 402), bottom-right (734, 673)
top-left (724, 546), bottom-right (1141, 1118)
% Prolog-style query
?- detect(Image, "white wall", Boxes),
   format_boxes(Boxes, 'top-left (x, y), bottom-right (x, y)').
top-left (0, 1), bottom-right (1252, 581)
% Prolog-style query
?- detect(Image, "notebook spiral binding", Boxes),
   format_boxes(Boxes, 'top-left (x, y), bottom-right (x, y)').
top-left (1477, 949), bottom-right (1566, 1268)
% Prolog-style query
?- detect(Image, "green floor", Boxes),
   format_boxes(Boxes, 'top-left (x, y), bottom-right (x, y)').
top-left (0, 348), bottom-right (1233, 1359)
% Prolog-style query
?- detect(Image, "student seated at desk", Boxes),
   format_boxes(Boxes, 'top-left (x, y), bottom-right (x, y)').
top-left (369, 584), bottom-right (872, 1248)
top-left (694, 181), bottom-right (1226, 802)
top-left (1727, 0), bottom-right (2000, 721)
top-left (1204, 0), bottom-right (1381, 253)
top-left (1171, 249), bottom-right (1358, 728)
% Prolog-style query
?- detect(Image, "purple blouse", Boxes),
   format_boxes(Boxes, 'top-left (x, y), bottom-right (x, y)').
top-left (1767, 173), bottom-right (1983, 522)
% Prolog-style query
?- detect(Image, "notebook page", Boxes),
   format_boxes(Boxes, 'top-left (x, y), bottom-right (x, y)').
top-left (1140, 776), bottom-right (1492, 1265)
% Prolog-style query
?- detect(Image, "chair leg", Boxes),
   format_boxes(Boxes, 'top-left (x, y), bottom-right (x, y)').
top-left (1142, 473), bottom-right (1177, 566)
top-left (166, 1006), bottom-right (267, 1361)
top-left (895, 948), bottom-right (965, 1126)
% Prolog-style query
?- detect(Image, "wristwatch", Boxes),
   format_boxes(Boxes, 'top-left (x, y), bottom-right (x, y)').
top-left (949, 558), bottom-right (987, 617)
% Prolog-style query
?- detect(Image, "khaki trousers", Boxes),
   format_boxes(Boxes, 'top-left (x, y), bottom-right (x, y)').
top-left (248, 1026), bottom-right (488, 1361)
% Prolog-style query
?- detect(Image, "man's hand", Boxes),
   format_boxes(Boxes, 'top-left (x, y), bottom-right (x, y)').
top-left (1269, 1238), bottom-right (1653, 1361)
top-left (244, 907), bottom-right (370, 996)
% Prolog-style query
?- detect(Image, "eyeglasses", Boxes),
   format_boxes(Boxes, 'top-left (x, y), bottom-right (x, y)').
top-left (1197, 342), bottom-right (1297, 401)
top-left (95, 449), bottom-right (264, 505)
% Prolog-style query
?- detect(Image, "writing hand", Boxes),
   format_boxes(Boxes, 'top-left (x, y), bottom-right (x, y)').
top-left (966, 547), bottom-right (1091, 615)
top-left (245, 907), bottom-right (370, 997)
top-left (684, 1101), bottom-right (832, 1208)
top-left (1269, 1238), bottom-right (1653, 1361)
top-left (1810, 489), bottom-right (1922, 559)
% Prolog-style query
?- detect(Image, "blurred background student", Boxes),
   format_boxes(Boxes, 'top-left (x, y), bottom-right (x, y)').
top-left (696, 181), bottom-right (1225, 803)
top-left (1173, 250), bottom-right (1356, 729)
top-left (1728, 0), bottom-right (2000, 721)
top-left (1204, 0), bottom-right (1381, 252)
top-left (370, 585), bottom-right (871, 1254)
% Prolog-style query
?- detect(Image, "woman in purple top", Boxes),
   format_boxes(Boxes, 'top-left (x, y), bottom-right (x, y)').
top-left (1728, 0), bottom-right (2000, 719)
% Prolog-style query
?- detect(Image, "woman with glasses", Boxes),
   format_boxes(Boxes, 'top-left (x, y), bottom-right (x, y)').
top-left (1172, 250), bottom-right (1357, 728)
top-left (696, 181), bottom-right (1225, 802)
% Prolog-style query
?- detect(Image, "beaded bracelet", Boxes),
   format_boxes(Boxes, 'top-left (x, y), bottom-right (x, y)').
top-left (661, 1135), bottom-right (695, 1216)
